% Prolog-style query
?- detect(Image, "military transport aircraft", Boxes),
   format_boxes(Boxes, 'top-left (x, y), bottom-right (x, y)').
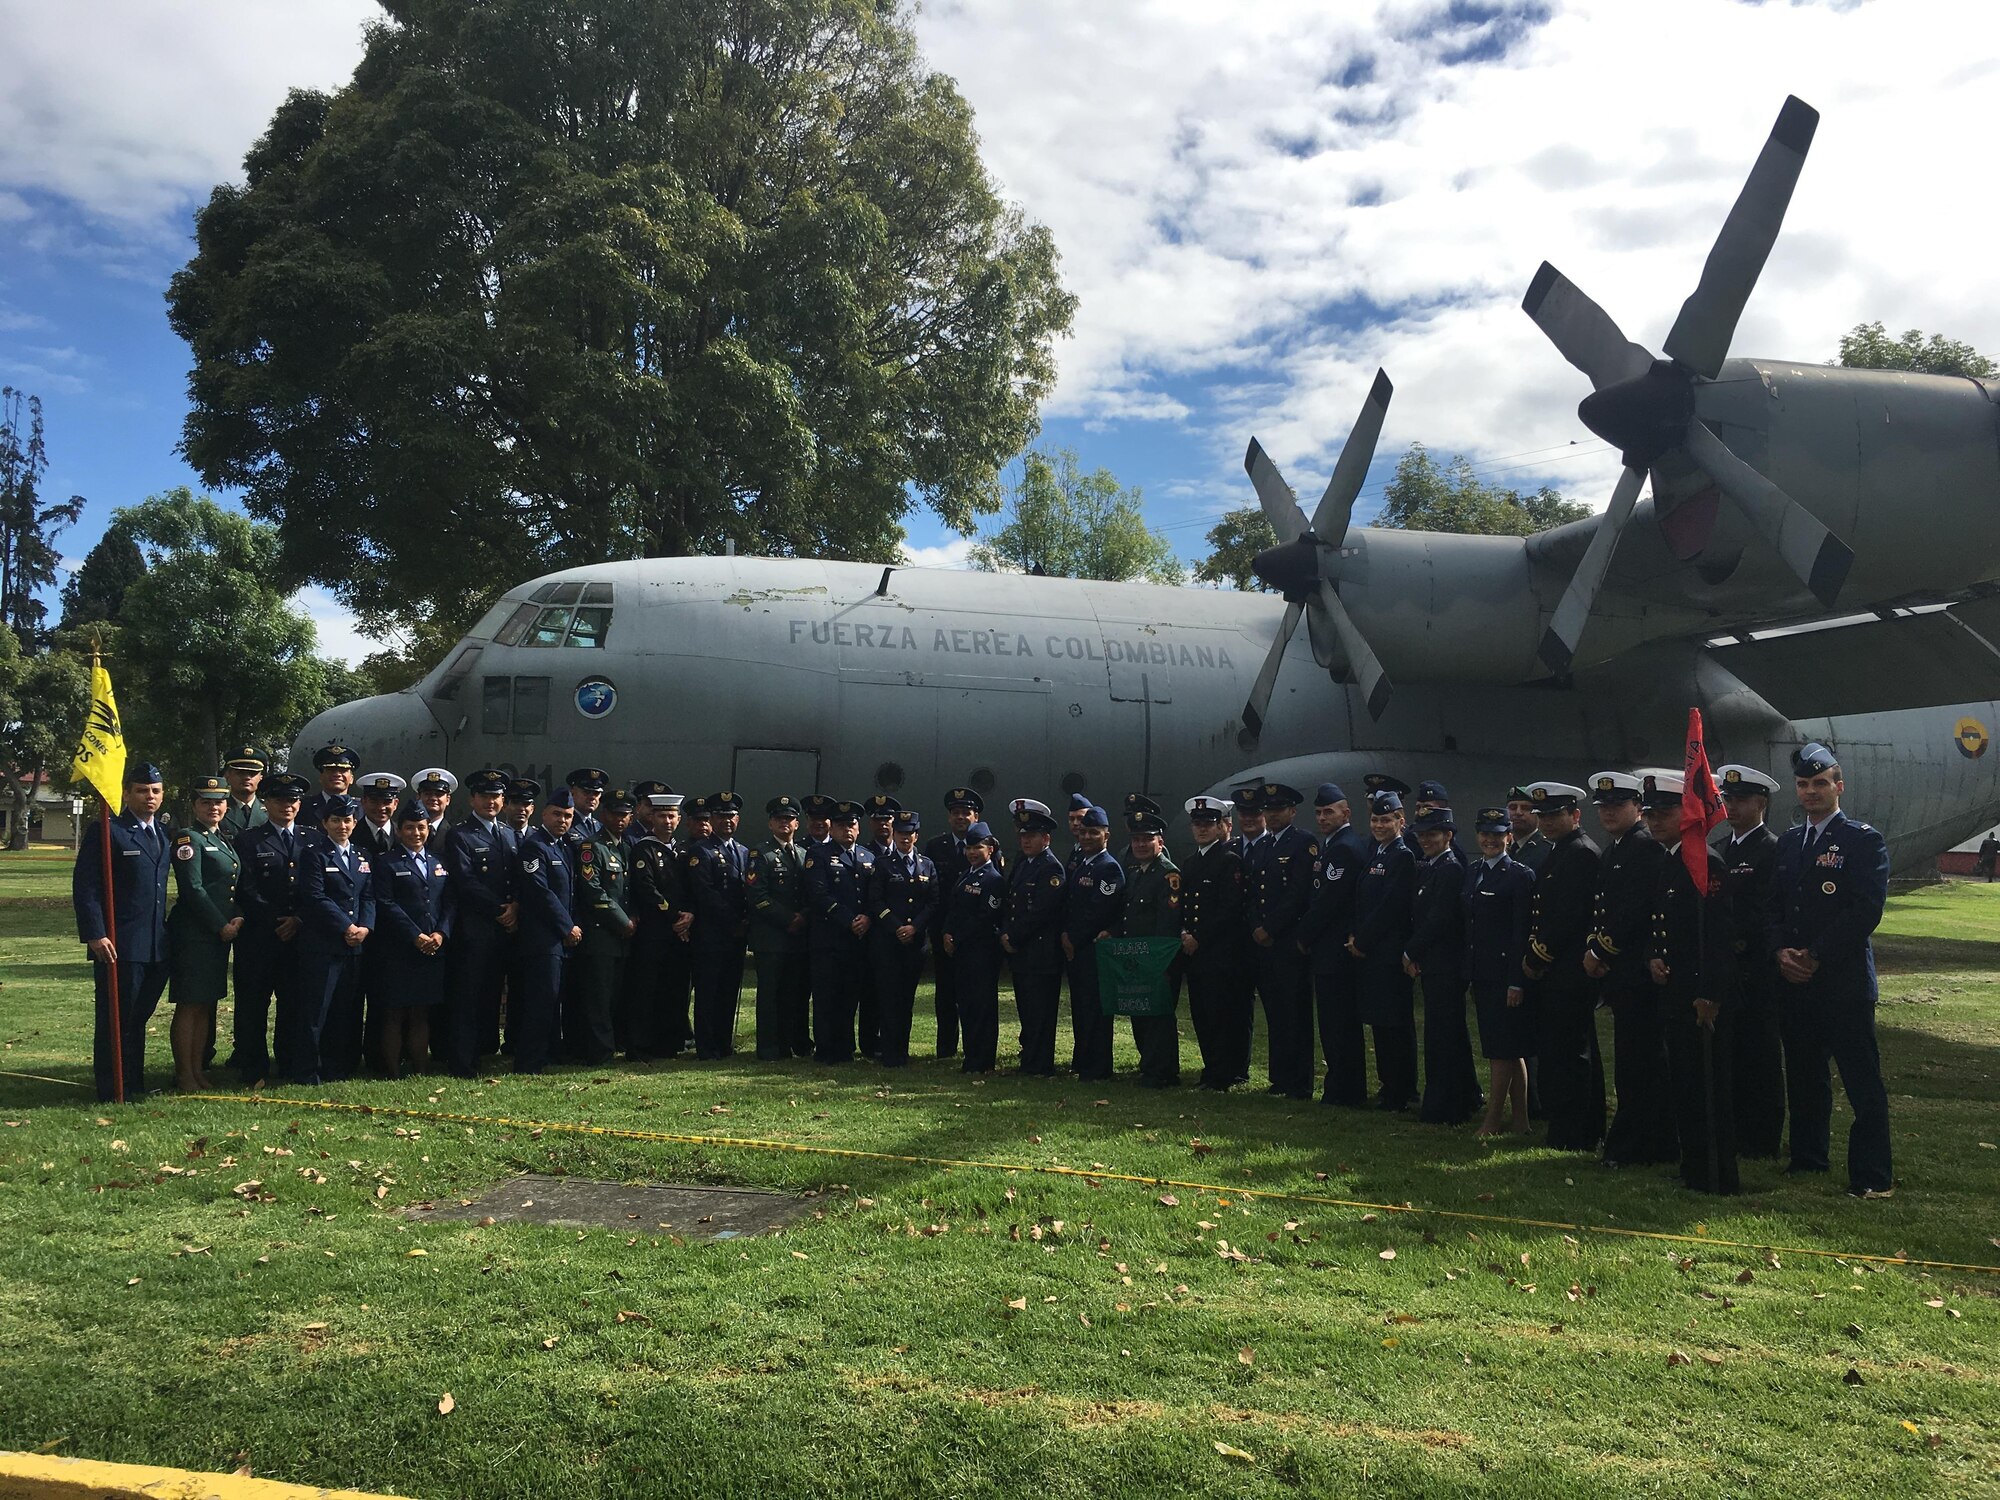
top-left (298, 97), bottom-right (2000, 873)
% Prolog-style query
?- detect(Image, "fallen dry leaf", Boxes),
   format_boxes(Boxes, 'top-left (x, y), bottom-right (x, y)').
top-left (541, 1336), bottom-right (560, 1349)
top-left (405, 1249), bottom-right (428, 1258)
top-left (1378, 1248), bottom-right (1397, 1261)
top-left (1843, 1368), bottom-right (1865, 1386)
top-left (1238, 1347), bottom-right (1254, 1366)
top-left (1700, 1352), bottom-right (1724, 1367)
top-left (1006, 1296), bottom-right (1028, 1311)
top-left (1158, 1194), bottom-right (1180, 1208)
top-left (1667, 1351), bottom-right (1692, 1368)
top-left (437, 1392), bottom-right (455, 1415)
top-left (1736, 1268), bottom-right (1755, 1285)
top-left (1212, 1441), bottom-right (1255, 1464)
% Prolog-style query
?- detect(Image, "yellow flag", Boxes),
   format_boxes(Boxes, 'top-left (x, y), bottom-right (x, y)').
top-left (68, 653), bottom-right (127, 806)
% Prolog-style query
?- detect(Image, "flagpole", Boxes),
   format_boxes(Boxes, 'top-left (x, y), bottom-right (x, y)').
top-left (100, 790), bottom-right (125, 1105)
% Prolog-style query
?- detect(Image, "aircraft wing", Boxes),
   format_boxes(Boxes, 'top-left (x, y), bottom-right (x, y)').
top-left (1706, 595), bottom-right (2000, 718)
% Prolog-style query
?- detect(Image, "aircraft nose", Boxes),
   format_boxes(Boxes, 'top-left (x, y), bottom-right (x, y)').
top-left (292, 691), bottom-right (449, 772)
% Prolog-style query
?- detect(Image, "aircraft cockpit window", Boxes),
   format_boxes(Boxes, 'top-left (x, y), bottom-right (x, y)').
top-left (493, 603), bottom-right (539, 647)
top-left (565, 606), bottom-right (610, 648)
top-left (506, 583), bottom-right (613, 648)
top-left (531, 607), bottom-right (573, 647)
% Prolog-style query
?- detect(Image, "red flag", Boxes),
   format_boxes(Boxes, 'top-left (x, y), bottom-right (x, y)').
top-left (1681, 707), bottom-right (1725, 894)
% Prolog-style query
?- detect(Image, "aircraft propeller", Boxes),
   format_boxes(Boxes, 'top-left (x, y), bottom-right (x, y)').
top-left (1239, 369), bottom-right (1394, 737)
top-left (1524, 95), bottom-right (1855, 675)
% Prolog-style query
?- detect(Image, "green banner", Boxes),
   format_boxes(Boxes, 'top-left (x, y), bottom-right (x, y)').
top-left (1096, 936), bottom-right (1180, 1017)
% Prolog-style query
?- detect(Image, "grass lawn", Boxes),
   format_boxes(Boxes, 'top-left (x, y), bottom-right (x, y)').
top-left (0, 845), bottom-right (1995, 1497)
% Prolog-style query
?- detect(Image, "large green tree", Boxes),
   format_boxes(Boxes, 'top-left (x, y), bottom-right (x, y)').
top-left (1194, 506), bottom-right (1278, 592)
top-left (1836, 321), bottom-right (1996, 379)
top-left (968, 448), bottom-right (1185, 585)
top-left (1374, 443), bottom-right (1589, 536)
top-left (59, 529), bottom-right (147, 631)
top-left (0, 629), bottom-right (90, 850)
top-left (0, 388), bottom-right (86, 647)
top-left (104, 489), bottom-right (351, 782)
top-left (169, 0), bottom-right (1075, 647)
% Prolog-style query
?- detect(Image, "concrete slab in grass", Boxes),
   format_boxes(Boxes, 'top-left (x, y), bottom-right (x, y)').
top-left (402, 1173), bottom-right (810, 1238)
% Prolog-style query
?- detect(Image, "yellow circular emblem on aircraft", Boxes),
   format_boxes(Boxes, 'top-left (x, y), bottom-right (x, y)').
top-left (1954, 717), bottom-right (1990, 760)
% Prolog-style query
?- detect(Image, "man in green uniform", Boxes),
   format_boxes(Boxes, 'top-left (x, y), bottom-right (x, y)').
top-left (568, 796), bottom-right (634, 1064)
top-left (220, 745), bottom-right (268, 840)
top-left (1119, 805), bottom-right (1184, 1087)
top-left (169, 774), bottom-right (242, 1092)
top-left (747, 794), bottom-right (813, 1059)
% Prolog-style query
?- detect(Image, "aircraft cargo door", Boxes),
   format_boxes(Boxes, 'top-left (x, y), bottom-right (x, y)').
top-left (731, 747), bottom-right (822, 813)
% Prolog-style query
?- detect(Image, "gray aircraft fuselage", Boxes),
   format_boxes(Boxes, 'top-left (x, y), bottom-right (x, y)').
top-left (297, 551), bottom-right (2000, 873)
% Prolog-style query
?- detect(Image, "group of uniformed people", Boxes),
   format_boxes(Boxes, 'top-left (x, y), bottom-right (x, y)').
top-left (73, 738), bottom-right (1894, 1197)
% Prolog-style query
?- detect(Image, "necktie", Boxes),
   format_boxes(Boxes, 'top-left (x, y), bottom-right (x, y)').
top-left (281, 828), bottom-right (294, 858)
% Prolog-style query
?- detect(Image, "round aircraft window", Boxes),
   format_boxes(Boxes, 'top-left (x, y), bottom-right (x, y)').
top-left (875, 761), bottom-right (905, 792)
top-left (1060, 771), bottom-right (1087, 796)
top-left (969, 767), bottom-right (996, 795)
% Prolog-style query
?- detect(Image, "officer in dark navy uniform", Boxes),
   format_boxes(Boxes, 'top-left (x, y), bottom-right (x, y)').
top-left (1586, 770), bottom-right (1674, 1167)
top-left (941, 822), bottom-right (1006, 1073)
top-left (73, 760), bottom-right (173, 1101)
top-left (1364, 772), bottom-right (1415, 857)
top-left (1298, 782), bottom-right (1368, 1107)
top-left (352, 772), bottom-right (405, 860)
top-left (747, 794), bottom-right (813, 1060)
top-left (1505, 786), bottom-right (1554, 873)
top-left (1464, 806), bottom-right (1536, 1137)
top-left (1642, 773), bottom-right (1737, 1194)
top-left (1226, 785), bottom-right (1264, 1079)
top-left (684, 790), bottom-right (749, 1059)
top-left (1765, 742), bottom-right (1893, 1196)
top-left (1063, 804), bottom-right (1124, 1080)
top-left (439, 768), bottom-right (518, 1076)
top-left (299, 744), bottom-right (359, 841)
top-left (1120, 804), bottom-right (1183, 1087)
top-left (411, 768), bottom-right (457, 843)
top-left (1519, 782), bottom-right (1604, 1151)
top-left (1002, 799), bottom-right (1067, 1076)
top-left (350, 770), bottom-right (405, 1068)
top-left (1181, 794), bottom-right (1248, 1091)
top-left (1348, 790), bottom-right (1417, 1109)
top-left (1248, 781), bottom-right (1316, 1099)
top-left (294, 793), bottom-right (375, 1085)
top-left (1409, 805), bottom-right (1481, 1124)
top-left (863, 794), bottom-right (901, 864)
top-left (232, 771), bottom-right (310, 1084)
top-left (924, 787), bottom-right (986, 1058)
top-left (625, 790), bottom-right (690, 1059)
top-left (499, 776), bottom-right (544, 1055)
top-left (372, 800), bottom-right (452, 1077)
top-left (627, 781), bottom-right (674, 855)
top-left (869, 809), bottom-right (938, 1067)
top-left (513, 785), bottom-right (581, 1074)
top-left (1715, 764), bottom-right (1784, 1158)
top-left (1065, 793), bottom-right (1095, 867)
top-left (805, 800), bottom-right (875, 1062)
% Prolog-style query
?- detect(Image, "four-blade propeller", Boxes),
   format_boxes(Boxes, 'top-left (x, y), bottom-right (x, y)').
top-left (1240, 369), bottom-right (1394, 738)
top-left (1523, 94), bottom-right (1853, 674)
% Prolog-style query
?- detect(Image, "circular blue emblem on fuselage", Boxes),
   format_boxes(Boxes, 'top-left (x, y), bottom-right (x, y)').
top-left (575, 679), bottom-right (617, 719)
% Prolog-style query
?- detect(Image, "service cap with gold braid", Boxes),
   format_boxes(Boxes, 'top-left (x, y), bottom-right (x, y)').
top-left (1715, 764), bottom-right (1778, 796)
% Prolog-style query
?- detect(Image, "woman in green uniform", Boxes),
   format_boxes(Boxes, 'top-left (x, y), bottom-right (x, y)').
top-left (169, 774), bottom-right (243, 1091)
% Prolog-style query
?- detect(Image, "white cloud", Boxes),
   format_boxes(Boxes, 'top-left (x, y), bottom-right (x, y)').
top-left (5, 0), bottom-right (1997, 532)
top-left (0, 0), bottom-right (377, 228)
top-left (899, 537), bottom-right (976, 570)
top-left (292, 585), bottom-right (373, 666)
top-left (915, 0), bottom-right (2000, 509)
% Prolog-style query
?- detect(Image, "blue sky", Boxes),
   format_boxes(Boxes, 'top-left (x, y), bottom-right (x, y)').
top-left (5, 0), bottom-right (1997, 662)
